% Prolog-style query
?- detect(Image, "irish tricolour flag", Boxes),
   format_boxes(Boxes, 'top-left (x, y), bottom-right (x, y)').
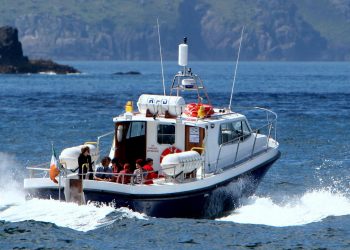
top-left (49, 145), bottom-right (60, 184)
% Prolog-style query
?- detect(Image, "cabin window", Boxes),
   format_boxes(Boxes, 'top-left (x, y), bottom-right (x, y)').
top-left (157, 124), bottom-right (175, 144)
top-left (219, 120), bottom-right (251, 145)
top-left (126, 122), bottom-right (146, 139)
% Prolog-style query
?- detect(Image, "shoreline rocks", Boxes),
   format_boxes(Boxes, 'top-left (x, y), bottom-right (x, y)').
top-left (113, 71), bottom-right (141, 75)
top-left (0, 26), bottom-right (79, 74)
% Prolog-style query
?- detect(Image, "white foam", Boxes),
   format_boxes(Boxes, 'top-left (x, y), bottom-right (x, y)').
top-left (218, 189), bottom-right (350, 227)
top-left (0, 152), bottom-right (147, 232)
top-left (0, 196), bottom-right (147, 232)
top-left (39, 71), bottom-right (57, 75)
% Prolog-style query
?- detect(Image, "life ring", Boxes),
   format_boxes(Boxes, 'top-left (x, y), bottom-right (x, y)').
top-left (160, 146), bottom-right (182, 163)
top-left (184, 103), bottom-right (214, 118)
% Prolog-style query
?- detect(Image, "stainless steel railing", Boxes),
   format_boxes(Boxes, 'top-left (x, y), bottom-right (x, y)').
top-left (214, 107), bottom-right (277, 172)
top-left (26, 161), bottom-right (203, 185)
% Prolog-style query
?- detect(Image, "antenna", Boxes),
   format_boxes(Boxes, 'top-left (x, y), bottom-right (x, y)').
top-left (229, 26), bottom-right (245, 111)
top-left (157, 18), bottom-right (166, 96)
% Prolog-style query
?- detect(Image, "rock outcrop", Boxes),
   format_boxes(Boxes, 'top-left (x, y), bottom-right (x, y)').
top-left (113, 71), bottom-right (141, 75)
top-left (0, 26), bottom-right (79, 74)
top-left (0, 26), bottom-right (28, 65)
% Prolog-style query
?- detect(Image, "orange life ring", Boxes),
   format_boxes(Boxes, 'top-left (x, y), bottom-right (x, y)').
top-left (160, 146), bottom-right (182, 163)
top-left (184, 103), bottom-right (214, 117)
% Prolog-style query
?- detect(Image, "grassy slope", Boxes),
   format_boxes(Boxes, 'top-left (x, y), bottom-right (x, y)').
top-left (0, 0), bottom-right (348, 46)
top-left (203, 0), bottom-right (256, 25)
top-left (295, 0), bottom-right (350, 45)
top-left (0, 0), bottom-right (180, 29)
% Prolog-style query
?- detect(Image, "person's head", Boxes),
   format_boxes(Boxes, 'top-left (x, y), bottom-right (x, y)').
top-left (81, 146), bottom-right (90, 156)
top-left (123, 163), bottom-right (131, 172)
top-left (111, 157), bottom-right (119, 165)
top-left (135, 159), bottom-right (143, 169)
top-left (145, 158), bottom-right (153, 166)
top-left (111, 157), bottom-right (122, 172)
top-left (101, 156), bottom-right (111, 167)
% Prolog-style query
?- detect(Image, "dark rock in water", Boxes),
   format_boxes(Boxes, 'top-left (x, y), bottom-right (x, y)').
top-left (113, 71), bottom-right (141, 75)
top-left (0, 26), bottom-right (28, 65)
top-left (0, 59), bottom-right (79, 74)
top-left (0, 26), bottom-right (79, 74)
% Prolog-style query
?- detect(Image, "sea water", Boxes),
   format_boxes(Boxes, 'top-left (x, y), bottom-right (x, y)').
top-left (0, 61), bottom-right (350, 249)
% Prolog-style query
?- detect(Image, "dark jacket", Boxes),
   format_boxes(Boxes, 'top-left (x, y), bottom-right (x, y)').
top-left (78, 154), bottom-right (93, 180)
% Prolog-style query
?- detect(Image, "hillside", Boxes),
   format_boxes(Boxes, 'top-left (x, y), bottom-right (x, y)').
top-left (1, 0), bottom-right (349, 60)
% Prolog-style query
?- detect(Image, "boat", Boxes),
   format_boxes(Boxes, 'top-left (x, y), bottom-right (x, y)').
top-left (24, 38), bottom-right (280, 218)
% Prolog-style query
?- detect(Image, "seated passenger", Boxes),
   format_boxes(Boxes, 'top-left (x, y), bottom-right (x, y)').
top-left (143, 158), bottom-right (157, 185)
top-left (133, 159), bottom-right (146, 184)
top-left (111, 157), bottom-right (122, 182)
top-left (117, 163), bottom-right (132, 184)
top-left (94, 156), bottom-right (112, 181)
top-left (111, 157), bottom-right (122, 173)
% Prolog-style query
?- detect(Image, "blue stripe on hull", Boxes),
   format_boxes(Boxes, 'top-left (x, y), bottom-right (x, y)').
top-left (25, 153), bottom-right (279, 218)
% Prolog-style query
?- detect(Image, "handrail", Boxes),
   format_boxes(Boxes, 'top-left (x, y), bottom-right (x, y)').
top-left (97, 131), bottom-right (114, 142)
top-left (212, 106), bottom-right (277, 124)
top-left (214, 107), bottom-right (278, 172)
top-left (233, 106), bottom-right (278, 122)
top-left (190, 147), bottom-right (205, 154)
top-left (26, 161), bottom-right (203, 185)
top-left (27, 167), bottom-right (50, 171)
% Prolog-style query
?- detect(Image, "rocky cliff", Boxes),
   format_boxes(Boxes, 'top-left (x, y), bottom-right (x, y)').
top-left (0, 26), bottom-right (28, 65)
top-left (0, 26), bottom-right (79, 74)
top-left (0, 0), bottom-right (349, 61)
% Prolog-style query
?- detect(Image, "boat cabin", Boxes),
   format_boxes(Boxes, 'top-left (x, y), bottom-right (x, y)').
top-left (111, 52), bottom-right (269, 177)
top-left (111, 96), bottom-right (265, 176)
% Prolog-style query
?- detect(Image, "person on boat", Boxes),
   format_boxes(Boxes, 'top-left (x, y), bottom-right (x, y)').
top-left (143, 158), bottom-right (157, 185)
top-left (94, 156), bottom-right (112, 181)
top-left (117, 163), bottom-right (132, 184)
top-left (110, 157), bottom-right (122, 181)
top-left (78, 146), bottom-right (93, 180)
top-left (133, 159), bottom-right (145, 184)
top-left (111, 157), bottom-right (122, 173)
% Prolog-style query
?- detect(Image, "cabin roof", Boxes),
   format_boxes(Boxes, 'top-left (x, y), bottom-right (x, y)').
top-left (113, 110), bottom-right (246, 127)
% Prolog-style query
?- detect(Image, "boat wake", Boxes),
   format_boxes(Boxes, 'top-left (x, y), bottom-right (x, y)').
top-left (0, 198), bottom-right (147, 232)
top-left (218, 189), bottom-right (350, 227)
top-left (0, 152), bottom-right (147, 232)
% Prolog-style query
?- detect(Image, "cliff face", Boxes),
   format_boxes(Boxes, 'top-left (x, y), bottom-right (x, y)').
top-left (0, 0), bottom-right (347, 60)
top-left (0, 26), bottom-right (28, 65)
top-left (0, 26), bottom-right (79, 74)
top-left (15, 14), bottom-right (161, 60)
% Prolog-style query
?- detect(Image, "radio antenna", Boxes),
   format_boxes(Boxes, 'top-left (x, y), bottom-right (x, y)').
top-left (157, 18), bottom-right (166, 96)
top-left (229, 26), bottom-right (244, 111)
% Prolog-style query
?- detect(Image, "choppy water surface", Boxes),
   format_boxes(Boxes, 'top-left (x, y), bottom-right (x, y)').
top-left (1, 61), bottom-right (350, 249)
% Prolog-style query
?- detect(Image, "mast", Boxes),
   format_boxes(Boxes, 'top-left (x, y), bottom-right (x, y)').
top-left (229, 26), bottom-right (245, 111)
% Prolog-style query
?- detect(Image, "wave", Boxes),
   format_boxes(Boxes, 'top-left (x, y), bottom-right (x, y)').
top-left (0, 198), bottom-right (147, 232)
top-left (218, 189), bottom-right (350, 227)
top-left (38, 71), bottom-right (57, 75)
top-left (0, 152), bottom-right (147, 232)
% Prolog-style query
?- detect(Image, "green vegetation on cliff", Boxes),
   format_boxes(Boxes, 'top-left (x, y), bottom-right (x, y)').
top-left (0, 0), bottom-right (349, 60)
top-left (0, 0), bottom-right (180, 29)
top-left (295, 0), bottom-right (350, 45)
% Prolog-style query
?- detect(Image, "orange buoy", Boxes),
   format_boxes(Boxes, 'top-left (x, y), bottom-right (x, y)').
top-left (160, 146), bottom-right (182, 163)
top-left (184, 103), bottom-right (214, 118)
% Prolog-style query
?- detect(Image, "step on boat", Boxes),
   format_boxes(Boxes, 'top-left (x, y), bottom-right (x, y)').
top-left (24, 38), bottom-right (280, 218)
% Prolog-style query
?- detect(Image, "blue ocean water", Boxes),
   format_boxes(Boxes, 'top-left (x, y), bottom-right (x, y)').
top-left (1, 61), bottom-right (350, 249)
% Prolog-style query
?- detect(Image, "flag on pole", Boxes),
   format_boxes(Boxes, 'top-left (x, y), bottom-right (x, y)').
top-left (49, 144), bottom-right (60, 184)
